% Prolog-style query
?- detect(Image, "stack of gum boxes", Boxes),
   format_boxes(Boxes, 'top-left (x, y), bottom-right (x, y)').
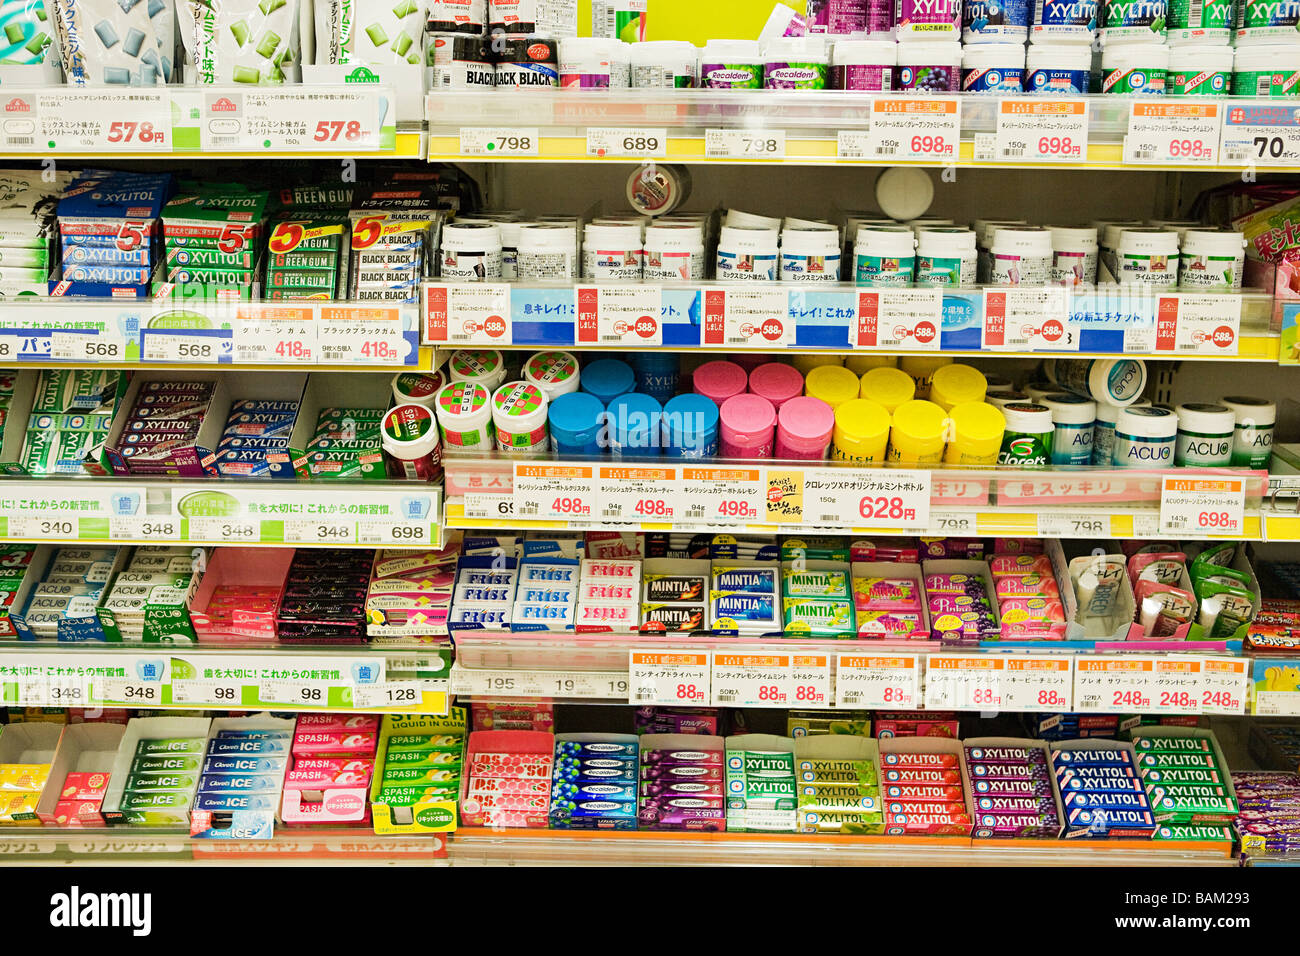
top-left (0, 750), bottom-right (50, 825)
top-left (1133, 731), bottom-right (1238, 835)
top-left (120, 732), bottom-right (207, 825)
top-left (550, 738), bottom-right (638, 830)
top-left (796, 746), bottom-right (882, 834)
top-left (160, 184), bottom-right (268, 301)
top-left (576, 557), bottom-right (640, 633)
top-left (725, 735), bottom-right (797, 832)
top-left (1052, 744), bottom-right (1157, 838)
top-left (374, 722), bottom-right (464, 816)
top-left (101, 546), bottom-right (195, 641)
top-left (639, 736), bottom-right (725, 831)
top-left (302, 405), bottom-right (385, 480)
top-left (0, 545), bottom-right (35, 632)
top-left (213, 399), bottom-right (300, 479)
top-left (782, 564), bottom-right (855, 637)
top-left (365, 547), bottom-right (458, 637)
top-left (283, 715), bottom-right (379, 826)
top-left (462, 733), bottom-right (553, 827)
top-left (55, 170), bottom-right (171, 296)
top-left (265, 186), bottom-right (350, 301)
top-left (116, 380), bottom-right (214, 475)
top-left (193, 725), bottom-right (290, 823)
top-left (276, 549), bottom-right (371, 644)
top-left (881, 751), bottom-right (972, 835)
top-left (347, 180), bottom-right (440, 304)
top-left (22, 370), bottom-right (122, 475)
top-left (0, 171), bottom-right (60, 293)
top-left (21, 547), bottom-right (115, 639)
top-left (966, 742), bottom-right (1060, 838)
top-left (709, 563), bottom-right (781, 635)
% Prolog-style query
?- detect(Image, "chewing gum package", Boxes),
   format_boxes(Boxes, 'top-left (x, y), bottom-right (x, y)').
top-left (51, 0), bottom-right (177, 85)
top-left (179, 0), bottom-right (301, 84)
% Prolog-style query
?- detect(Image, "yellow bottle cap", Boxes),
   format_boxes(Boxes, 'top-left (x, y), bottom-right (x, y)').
top-left (859, 366), bottom-right (916, 413)
top-left (791, 354), bottom-right (844, 375)
top-left (844, 354), bottom-right (897, 375)
top-left (891, 399), bottom-right (948, 441)
top-left (930, 363), bottom-right (988, 412)
top-left (804, 365), bottom-right (861, 409)
top-left (834, 398), bottom-right (892, 445)
top-left (899, 355), bottom-right (954, 378)
top-left (944, 401), bottom-right (1005, 465)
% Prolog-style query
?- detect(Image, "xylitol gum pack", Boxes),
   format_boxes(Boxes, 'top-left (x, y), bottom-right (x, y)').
top-left (160, 185), bottom-right (269, 300)
top-left (51, 0), bottom-right (176, 85)
top-left (22, 370), bottom-right (123, 475)
top-left (179, 0), bottom-right (301, 84)
top-left (54, 170), bottom-right (172, 296)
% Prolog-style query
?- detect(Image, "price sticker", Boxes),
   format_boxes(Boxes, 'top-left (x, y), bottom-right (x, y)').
top-left (930, 511), bottom-right (976, 536)
top-left (1160, 476), bottom-right (1245, 537)
top-left (452, 667), bottom-right (630, 700)
top-left (47, 674), bottom-right (90, 707)
top-left (357, 520), bottom-right (430, 546)
top-left (836, 130), bottom-right (872, 160)
top-left (1200, 658), bottom-right (1249, 716)
top-left (19, 90), bottom-right (173, 152)
top-left (141, 332), bottom-right (225, 364)
top-left (597, 465), bottom-right (680, 523)
top-left (171, 679), bottom-right (243, 706)
top-left (201, 89), bottom-right (383, 152)
top-left (679, 466), bottom-right (764, 524)
top-left (285, 520), bottom-right (355, 544)
top-left (459, 127), bottom-right (540, 157)
top-left (8, 515), bottom-right (80, 540)
top-left (789, 654), bottom-right (833, 708)
top-left (628, 650), bottom-right (710, 705)
top-left (1220, 103), bottom-right (1300, 167)
top-left (1124, 102), bottom-right (1220, 166)
top-left (1153, 294), bottom-right (1240, 356)
top-left (586, 127), bottom-right (668, 158)
top-left (924, 655), bottom-right (1007, 711)
top-left (982, 287), bottom-right (1074, 350)
top-left (1075, 657), bottom-right (1165, 713)
top-left (993, 99), bottom-right (1088, 163)
top-left (461, 493), bottom-right (514, 521)
top-left (575, 285), bottom-right (662, 347)
top-left (997, 657), bottom-right (1074, 712)
top-left (99, 678), bottom-right (163, 706)
top-left (853, 288), bottom-right (942, 350)
top-left (232, 311), bottom-right (317, 364)
top-left (318, 306), bottom-right (410, 366)
top-left (699, 286), bottom-right (792, 348)
top-left (513, 462), bottom-right (597, 522)
top-left (1037, 513), bottom-right (1109, 538)
top-left (188, 518), bottom-right (259, 543)
top-left (711, 653), bottom-right (794, 707)
top-left (259, 681), bottom-right (330, 707)
top-left (108, 516), bottom-right (181, 541)
top-left (865, 97), bottom-right (960, 162)
top-left (704, 128), bottom-right (786, 159)
top-left (797, 468), bottom-right (932, 530)
top-left (49, 328), bottom-right (126, 363)
top-left (835, 654), bottom-right (920, 709)
top-left (424, 283), bottom-right (512, 346)
top-left (351, 680), bottom-right (427, 709)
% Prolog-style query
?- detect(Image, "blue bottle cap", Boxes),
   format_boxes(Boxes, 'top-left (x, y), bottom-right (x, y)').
top-left (662, 393), bottom-right (719, 442)
top-left (580, 358), bottom-right (636, 405)
top-left (606, 392), bottom-right (663, 450)
top-left (631, 352), bottom-right (680, 371)
top-left (549, 392), bottom-right (606, 448)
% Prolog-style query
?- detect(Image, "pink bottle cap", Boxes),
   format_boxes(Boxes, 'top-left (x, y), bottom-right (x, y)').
top-left (775, 396), bottom-right (835, 459)
top-left (719, 394), bottom-right (776, 459)
top-left (747, 362), bottom-right (805, 410)
top-left (693, 360), bottom-right (748, 408)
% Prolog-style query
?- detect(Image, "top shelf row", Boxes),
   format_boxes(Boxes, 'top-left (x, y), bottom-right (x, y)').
top-left (8, 86), bottom-right (1300, 171)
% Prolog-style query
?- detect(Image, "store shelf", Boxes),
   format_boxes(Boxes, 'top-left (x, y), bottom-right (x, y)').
top-left (428, 90), bottom-right (1299, 172)
top-left (0, 829), bottom-right (447, 863)
top-left (423, 282), bottom-right (1275, 363)
top-left (443, 454), bottom-right (1266, 542)
top-left (0, 301), bottom-right (425, 370)
top-left (0, 642), bottom-right (451, 714)
top-left (0, 478), bottom-right (442, 550)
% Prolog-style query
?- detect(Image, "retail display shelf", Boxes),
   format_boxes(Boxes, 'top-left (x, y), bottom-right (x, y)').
top-left (442, 455), bottom-right (1267, 542)
top-left (0, 478), bottom-right (443, 550)
top-left (0, 301), bottom-right (423, 370)
top-left (423, 282), bottom-right (1274, 363)
top-left (427, 91), bottom-right (1300, 172)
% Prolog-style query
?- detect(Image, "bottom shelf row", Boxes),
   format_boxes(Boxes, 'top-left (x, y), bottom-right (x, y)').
top-left (1, 703), bottom-right (1298, 865)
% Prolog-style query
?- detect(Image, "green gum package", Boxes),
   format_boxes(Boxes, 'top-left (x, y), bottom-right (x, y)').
top-left (180, 0), bottom-right (300, 83)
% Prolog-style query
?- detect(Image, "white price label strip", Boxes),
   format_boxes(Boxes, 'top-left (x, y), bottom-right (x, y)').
top-left (834, 653), bottom-right (920, 709)
top-left (350, 680), bottom-right (427, 709)
top-left (587, 127), bottom-right (667, 158)
top-left (452, 666), bottom-right (630, 700)
top-left (930, 512), bottom-right (976, 536)
top-left (628, 650), bottom-right (710, 705)
top-left (459, 127), bottom-right (540, 156)
top-left (425, 284), bottom-right (512, 346)
top-left (854, 288), bottom-right (943, 350)
top-left (36, 90), bottom-right (172, 152)
top-left (998, 657), bottom-right (1074, 712)
top-left (1074, 657), bottom-right (1203, 715)
top-left (108, 516), bottom-right (181, 541)
top-left (710, 652), bottom-right (799, 707)
top-left (142, 332), bottom-right (224, 364)
top-left (49, 329), bottom-right (126, 363)
top-left (513, 462), bottom-right (597, 522)
top-left (1220, 104), bottom-right (1300, 166)
top-left (708, 287), bottom-right (792, 349)
top-left (1036, 513), bottom-right (1110, 538)
top-left (357, 520), bottom-right (431, 546)
top-left (795, 467), bottom-right (932, 530)
top-left (99, 678), bottom-right (163, 706)
top-left (704, 129), bottom-right (786, 159)
top-left (982, 288), bottom-right (1074, 350)
top-left (187, 518), bottom-right (259, 544)
top-left (259, 682), bottom-right (330, 706)
top-left (597, 464), bottom-right (680, 523)
top-left (284, 520), bottom-right (356, 545)
top-left (1153, 293), bottom-right (1240, 356)
top-left (993, 99), bottom-right (1088, 163)
top-left (232, 313), bottom-right (317, 364)
top-left (1200, 658), bottom-right (1249, 716)
top-left (318, 307), bottom-right (409, 366)
top-left (575, 286), bottom-right (662, 347)
top-left (1124, 102), bottom-right (1219, 166)
top-left (924, 655), bottom-right (1007, 711)
top-left (865, 98), bottom-right (960, 162)
top-left (679, 465), bottom-right (764, 524)
top-left (171, 679), bottom-right (243, 706)
top-left (1160, 476), bottom-right (1245, 537)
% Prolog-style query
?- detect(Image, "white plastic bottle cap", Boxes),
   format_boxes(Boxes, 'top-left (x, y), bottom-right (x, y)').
top-left (975, 219), bottom-right (1028, 248)
top-left (1235, 45), bottom-right (1300, 73)
top-left (628, 40), bottom-right (698, 86)
top-left (491, 381), bottom-right (550, 452)
top-left (1041, 391), bottom-right (1097, 423)
top-left (433, 381), bottom-right (493, 449)
top-left (780, 226), bottom-right (841, 281)
top-left (832, 38), bottom-right (897, 67)
top-left (583, 222), bottom-right (643, 253)
top-left (719, 225), bottom-right (779, 254)
top-left (1180, 229), bottom-right (1245, 255)
top-left (987, 390), bottom-right (1029, 410)
top-left (382, 403), bottom-right (442, 462)
top-left (498, 220), bottom-right (532, 250)
top-left (784, 215), bottom-right (837, 234)
top-left (724, 208), bottom-right (782, 230)
top-left (1002, 401), bottom-right (1054, 433)
top-left (448, 348), bottom-right (507, 391)
top-left (1176, 402), bottom-right (1235, 434)
top-left (897, 40), bottom-right (962, 66)
top-left (917, 228), bottom-right (976, 256)
top-left (1118, 227), bottom-right (1180, 254)
top-left (962, 42), bottom-right (1026, 71)
top-left (1168, 45), bottom-right (1232, 74)
top-left (764, 35), bottom-right (830, 63)
top-left (1102, 43), bottom-right (1170, 73)
top-left (516, 222), bottom-right (578, 279)
top-left (442, 221), bottom-right (502, 250)
top-left (703, 38), bottom-right (762, 60)
top-left (1095, 401), bottom-right (1125, 427)
top-left (991, 226), bottom-right (1053, 256)
top-left (1115, 405), bottom-right (1178, 439)
top-left (1222, 395), bottom-right (1277, 426)
top-left (440, 221), bottom-right (503, 280)
top-left (874, 167), bottom-right (935, 222)
top-left (1048, 225), bottom-right (1098, 253)
top-left (1024, 381), bottom-right (1056, 404)
top-left (392, 370), bottom-right (447, 408)
top-left (523, 350), bottom-right (581, 400)
top-left (644, 223), bottom-right (706, 281)
top-left (910, 218), bottom-right (957, 231)
top-left (1026, 45), bottom-right (1091, 72)
top-left (1098, 220), bottom-right (1143, 246)
top-left (856, 225), bottom-right (917, 257)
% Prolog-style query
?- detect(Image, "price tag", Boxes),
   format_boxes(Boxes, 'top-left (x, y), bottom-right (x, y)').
top-left (232, 310), bottom-right (317, 364)
top-left (141, 332), bottom-right (225, 364)
top-left (698, 286), bottom-right (792, 348)
top-left (187, 518), bottom-right (259, 543)
top-left (1075, 657), bottom-right (1201, 714)
top-left (1160, 476), bottom-right (1245, 537)
top-left (47, 674), bottom-right (90, 707)
top-left (993, 99), bottom-right (1088, 163)
top-left (513, 462), bottom-right (596, 522)
top-left (284, 519), bottom-right (356, 544)
top-left (452, 666), bottom-right (630, 700)
top-left (930, 511), bottom-right (976, 535)
top-left (461, 493), bottom-right (514, 521)
top-left (99, 678), bottom-right (163, 706)
top-left (318, 306), bottom-right (410, 366)
top-left (424, 283), bottom-right (512, 346)
top-left (865, 98), bottom-right (960, 162)
top-left (678, 465), bottom-right (764, 524)
top-left (836, 130), bottom-right (872, 160)
top-left (259, 681), bottom-right (330, 707)
top-left (834, 653), bottom-right (919, 709)
top-left (1037, 513), bottom-right (1109, 537)
top-left (351, 680), bottom-right (427, 709)
top-left (711, 653), bottom-right (794, 706)
top-left (597, 464), bottom-right (680, 523)
top-left (171, 679), bottom-right (243, 706)
top-left (1124, 102), bottom-right (1220, 166)
top-left (628, 650), bottom-right (710, 705)
top-left (15, 90), bottom-right (173, 152)
top-left (924, 655), bottom-right (1007, 711)
top-left (982, 287), bottom-right (1074, 350)
top-left (1153, 294), bottom-right (1240, 356)
top-left (1220, 103), bottom-right (1300, 166)
top-left (998, 657), bottom-right (1074, 712)
top-left (575, 285), bottom-right (662, 346)
top-left (202, 89), bottom-right (384, 152)
top-left (796, 468), bottom-right (932, 530)
top-left (1200, 658), bottom-right (1249, 715)
top-left (853, 288), bottom-right (942, 350)
top-left (108, 516), bottom-right (181, 541)
top-left (357, 520), bottom-right (431, 546)
top-left (459, 127), bottom-right (540, 157)
top-left (49, 328), bottom-right (127, 363)
top-left (704, 129), bottom-right (786, 159)
top-left (586, 127), bottom-right (667, 158)
top-left (8, 515), bottom-right (80, 539)
top-left (789, 654), bottom-right (833, 708)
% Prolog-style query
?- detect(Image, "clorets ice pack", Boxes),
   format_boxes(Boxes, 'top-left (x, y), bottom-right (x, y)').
top-left (52, 0), bottom-right (176, 85)
top-left (180, 0), bottom-right (301, 83)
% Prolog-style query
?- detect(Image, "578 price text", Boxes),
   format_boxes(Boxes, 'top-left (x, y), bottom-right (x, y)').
top-left (314, 121), bottom-right (365, 142)
top-left (107, 121), bottom-right (164, 144)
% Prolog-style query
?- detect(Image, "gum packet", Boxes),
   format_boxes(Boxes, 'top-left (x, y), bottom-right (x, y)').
top-left (179, 0), bottom-right (300, 84)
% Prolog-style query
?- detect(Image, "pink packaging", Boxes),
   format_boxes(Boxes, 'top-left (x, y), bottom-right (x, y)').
top-left (291, 732), bottom-right (378, 756)
top-left (295, 714), bottom-right (381, 733)
top-left (575, 603), bottom-right (639, 632)
top-left (467, 755), bottom-right (552, 779)
top-left (923, 572), bottom-right (987, 595)
top-left (719, 394), bottom-right (776, 459)
top-left (774, 396), bottom-right (834, 460)
top-left (856, 609), bottom-right (927, 638)
top-left (998, 597), bottom-right (1066, 623)
top-left (579, 581), bottom-right (638, 603)
top-left (693, 360), bottom-right (748, 407)
top-left (895, 0), bottom-right (960, 36)
top-left (284, 758), bottom-right (375, 788)
top-left (989, 553), bottom-right (1053, 578)
top-left (852, 576), bottom-right (922, 610)
top-left (747, 363), bottom-right (805, 410)
top-left (1128, 552), bottom-right (1187, 586)
top-left (993, 537), bottom-right (1044, 554)
top-left (462, 790), bottom-right (549, 813)
top-left (465, 775), bottom-right (550, 796)
top-left (994, 574), bottom-right (1060, 601)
